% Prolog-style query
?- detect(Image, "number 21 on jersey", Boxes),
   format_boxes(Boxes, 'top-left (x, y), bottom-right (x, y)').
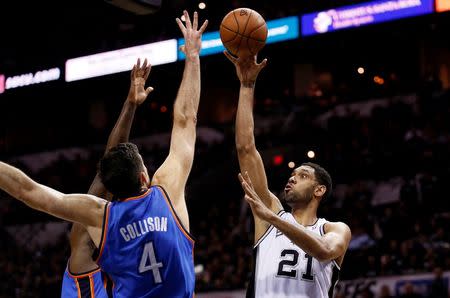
top-left (277, 249), bottom-right (314, 281)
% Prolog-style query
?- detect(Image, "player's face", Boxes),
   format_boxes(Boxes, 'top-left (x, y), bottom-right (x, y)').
top-left (284, 165), bottom-right (318, 205)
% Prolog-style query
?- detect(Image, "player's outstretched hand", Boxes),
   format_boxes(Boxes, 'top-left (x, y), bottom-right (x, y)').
top-left (238, 172), bottom-right (274, 221)
top-left (128, 58), bottom-right (154, 105)
top-left (176, 10), bottom-right (208, 59)
top-left (224, 53), bottom-right (267, 86)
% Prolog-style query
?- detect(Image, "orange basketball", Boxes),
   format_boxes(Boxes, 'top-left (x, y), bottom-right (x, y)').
top-left (219, 8), bottom-right (268, 57)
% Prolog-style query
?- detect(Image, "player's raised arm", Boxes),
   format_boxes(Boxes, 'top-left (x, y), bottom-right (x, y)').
top-left (105, 58), bottom-right (153, 153)
top-left (239, 172), bottom-right (351, 261)
top-left (69, 58), bottom-right (153, 272)
top-left (225, 53), bottom-right (283, 238)
top-left (152, 11), bottom-right (207, 231)
top-left (0, 162), bottom-right (106, 236)
top-left (87, 58), bottom-right (154, 197)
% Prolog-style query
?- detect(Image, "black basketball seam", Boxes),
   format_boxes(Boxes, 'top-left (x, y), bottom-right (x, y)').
top-left (247, 23), bottom-right (266, 56)
top-left (220, 24), bottom-right (240, 43)
top-left (226, 32), bottom-right (266, 42)
top-left (232, 10), bottom-right (240, 37)
top-left (230, 11), bottom-right (241, 56)
top-left (249, 22), bottom-right (267, 41)
top-left (233, 9), bottom-right (251, 56)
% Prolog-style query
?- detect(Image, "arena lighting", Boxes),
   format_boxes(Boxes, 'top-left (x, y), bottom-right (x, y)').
top-left (373, 75), bottom-right (385, 84)
top-left (177, 16), bottom-right (299, 60)
top-left (307, 150), bottom-right (315, 159)
top-left (198, 2), bottom-right (206, 9)
top-left (65, 39), bottom-right (177, 82)
top-left (273, 155), bottom-right (284, 166)
top-left (288, 161), bottom-right (296, 168)
top-left (160, 105), bottom-right (168, 113)
top-left (358, 67), bottom-right (365, 74)
top-left (301, 0), bottom-right (434, 36)
top-left (4, 68), bottom-right (61, 90)
top-left (181, 15), bottom-right (186, 22)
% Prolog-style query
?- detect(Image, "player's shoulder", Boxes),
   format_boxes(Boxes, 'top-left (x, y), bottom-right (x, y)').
top-left (323, 220), bottom-right (351, 236)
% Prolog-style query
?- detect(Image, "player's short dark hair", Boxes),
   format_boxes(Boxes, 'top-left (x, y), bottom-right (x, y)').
top-left (302, 162), bottom-right (332, 200)
top-left (99, 143), bottom-right (144, 199)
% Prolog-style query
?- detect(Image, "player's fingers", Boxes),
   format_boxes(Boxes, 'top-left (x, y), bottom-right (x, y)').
top-left (244, 171), bottom-right (253, 186)
top-left (184, 10), bottom-right (192, 29)
top-left (145, 87), bottom-right (154, 95)
top-left (199, 20), bottom-right (208, 33)
top-left (137, 58), bottom-right (141, 68)
top-left (242, 181), bottom-right (255, 196)
top-left (244, 194), bottom-right (253, 204)
top-left (193, 11), bottom-right (198, 30)
top-left (144, 65), bottom-right (151, 81)
top-left (259, 58), bottom-right (268, 69)
top-left (176, 18), bottom-right (186, 34)
top-left (142, 58), bottom-right (148, 69)
top-left (224, 51), bottom-right (237, 63)
top-left (130, 65), bottom-right (136, 79)
top-left (179, 45), bottom-right (186, 53)
top-left (238, 173), bottom-right (244, 183)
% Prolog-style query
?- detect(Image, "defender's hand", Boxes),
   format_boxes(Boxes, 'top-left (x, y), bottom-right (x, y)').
top-left (176, 11), bottom-right (208, 59)
top-left (128, 58), bottom-right (154, 105)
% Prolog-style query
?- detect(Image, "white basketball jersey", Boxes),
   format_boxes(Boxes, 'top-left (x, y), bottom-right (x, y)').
top-left (247, 211), bottom-right (340, 298)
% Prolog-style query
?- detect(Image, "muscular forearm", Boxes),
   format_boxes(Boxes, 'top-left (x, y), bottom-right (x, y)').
top-left (106, 101), bottom-right (138, 151)
top-left (269, 214), bottom-right (332, 262)
top-left (173, 56), bottom-right (200, 123)
top-left (236, 84), bottom-right (256, 151)
top-left (0, 162), bottom-right (35, 202)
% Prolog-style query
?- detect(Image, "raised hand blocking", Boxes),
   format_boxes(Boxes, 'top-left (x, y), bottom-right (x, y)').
top-left (176, 11), bottom-right (208, 58)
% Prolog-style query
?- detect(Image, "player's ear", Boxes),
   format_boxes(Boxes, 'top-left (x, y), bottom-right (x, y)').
top-left (314, 185), bottom-right (326, 198)
top-left (140, 170), bottom-right (150, 187)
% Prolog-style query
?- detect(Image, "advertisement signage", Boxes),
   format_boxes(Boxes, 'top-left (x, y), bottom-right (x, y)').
top-left (301, 0), bottom-right (434, 36)
top-left (65, 39), bottom-right (178, 82)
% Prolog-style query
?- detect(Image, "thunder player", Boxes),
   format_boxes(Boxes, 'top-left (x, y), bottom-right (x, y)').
top-left (61, 58), bottom-right (153, 297)
top-left (225, 52), bottom-right (352, 298)
top-left (0, 10), bottom-right (207, 297)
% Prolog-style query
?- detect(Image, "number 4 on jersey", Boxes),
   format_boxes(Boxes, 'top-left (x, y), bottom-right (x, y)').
top-left (139, 242), bottom-right (163, 283)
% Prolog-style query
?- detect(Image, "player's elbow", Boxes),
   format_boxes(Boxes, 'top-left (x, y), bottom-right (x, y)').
top-left (174, 110), bottom-right (197, 127)
top-left (311, 244), bottom-right (338, 262)
top-left (236, 139), bottom-right (256, 156)
top-left (315, 245), bottom-right (342, 263)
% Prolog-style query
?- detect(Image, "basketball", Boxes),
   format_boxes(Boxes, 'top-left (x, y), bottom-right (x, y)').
top-left (220, 8), bottom-right (268, 57)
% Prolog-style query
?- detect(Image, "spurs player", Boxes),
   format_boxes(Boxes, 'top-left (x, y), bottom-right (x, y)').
top-left (225, 52), bottom-right (351, 298)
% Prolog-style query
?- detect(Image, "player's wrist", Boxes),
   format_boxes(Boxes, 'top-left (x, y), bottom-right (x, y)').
top-left (125, 98), bottom-right (139, 107)
top-left (185, 53), bottom-right (200, 62)
top-left (241, 81), bottom-right (255, 88)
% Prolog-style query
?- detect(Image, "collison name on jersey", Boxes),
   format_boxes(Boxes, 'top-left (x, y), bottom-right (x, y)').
top-left (119, 216), bottom-right (168, 242)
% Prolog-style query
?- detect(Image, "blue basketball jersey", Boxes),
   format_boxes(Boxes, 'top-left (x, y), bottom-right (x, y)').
top-left (95, 186), bottom-right (195, 298)
top-left (61, 266), bottom-right (111, 298)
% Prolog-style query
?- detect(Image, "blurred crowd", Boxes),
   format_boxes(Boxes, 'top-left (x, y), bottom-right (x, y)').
top-left (0, 69), bottom-right (449, 297)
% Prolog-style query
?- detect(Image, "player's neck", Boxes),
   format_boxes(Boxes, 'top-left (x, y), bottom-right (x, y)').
top-left (291, 204), bottom-right (318, 226)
